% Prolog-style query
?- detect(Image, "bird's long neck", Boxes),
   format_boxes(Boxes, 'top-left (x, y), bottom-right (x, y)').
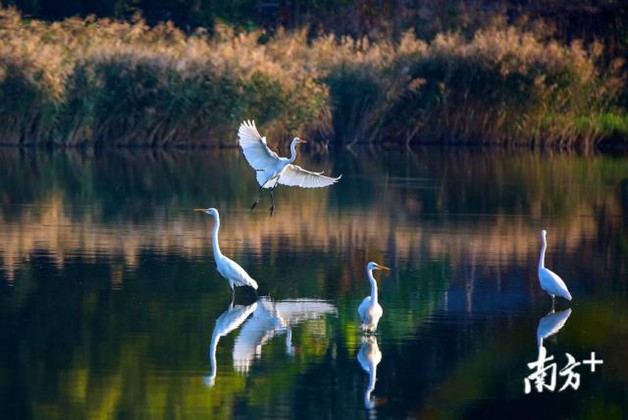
top-left (289, 140), bottom-right (299, 163)
top-left (538, 234), bottom-right (547, 270)
top-left (364, 363), bottom-right (377, 409)
top-left (368, 362), bottom-right (378, 391)
top-left (208, 332), bottom-right (219, 382)
top-left (211, 214), bottom-right (223, 260)
top-left (368, 269), bottom-right (379, 303)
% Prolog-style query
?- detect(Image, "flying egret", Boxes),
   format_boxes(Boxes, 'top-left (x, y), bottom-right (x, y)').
top-left (357, 336), bottom-right (382, 410)
top-left (237, 120), bottom-right (342, 216)
top-left (195, 208), bottom-right (259, 296)
top-left (358, 262), bottom-right (390, 333)
top-left (205, 301), bottom-right (257, 387)
top-left (538, 229), bottom-right (572, 307)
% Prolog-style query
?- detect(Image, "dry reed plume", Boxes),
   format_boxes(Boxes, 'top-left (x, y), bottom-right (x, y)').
top-left (0, 7), bottom-right (624, 148)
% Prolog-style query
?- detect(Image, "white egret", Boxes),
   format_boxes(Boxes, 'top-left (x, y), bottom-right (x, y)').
top-left (205, 301), bottom-right (258, 387)
top-left (357, 335), bottom-right (382, 410)
top-left (538, 229), bottom-right (572, 307)
top-left (358, 262), bottom-right (390, 333)
top-left (195, 208), bottom-right (258, 295)
top-left (237, 120), bottom-right (342, 216)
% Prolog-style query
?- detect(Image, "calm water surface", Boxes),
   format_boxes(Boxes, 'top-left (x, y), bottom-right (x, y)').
top-left (0, 148), bottom-right (627, 419)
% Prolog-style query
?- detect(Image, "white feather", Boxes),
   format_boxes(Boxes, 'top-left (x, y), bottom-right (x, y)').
top-left (197, 207), bottom-right (258, 291)
top-left (279, 164), bottom-right (342, 188)
top-left (358, 297), bottom-right (383, 332)
top-left (217, 255), bottom-right (259, 290)
top-left (238, 120), bottom-right (280, 173)
top-left (538, 229), bottom-right (572, 302)
top-left (237, 120), bottom-right (341, 191)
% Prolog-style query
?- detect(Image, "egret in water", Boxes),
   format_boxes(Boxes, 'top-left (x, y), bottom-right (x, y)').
top-left (237, 120), bottom-right (342, 216)
top-left (195, 208), bottom-right (259, 296)
top-left (538, 229), bottom-right (572, 307)
top-left (358, 262), bottom-right (390, 333)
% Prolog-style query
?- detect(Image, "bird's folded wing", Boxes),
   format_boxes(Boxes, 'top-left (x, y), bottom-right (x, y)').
top-left (279, 164), bottom-right (342, 188)
top-left (238, 120), bottom-right (279, 171)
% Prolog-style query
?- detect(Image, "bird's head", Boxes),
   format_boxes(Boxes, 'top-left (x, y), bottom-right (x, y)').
top-left (367, 261), bottom-right (390, 272)
top-left (292, 137), bottom-right (307, 146)
top-left (541, 229), bottom-right (547, 237)
top-left (194, 207), bottom-right (218, 217)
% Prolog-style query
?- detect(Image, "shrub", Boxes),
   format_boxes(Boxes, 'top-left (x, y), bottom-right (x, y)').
top-left (0, 7), bottom-right (624, 148)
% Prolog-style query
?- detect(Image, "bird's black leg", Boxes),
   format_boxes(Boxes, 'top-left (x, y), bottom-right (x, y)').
top-left (251, 184), bottom-right (265, 212)
top-left (269, 187), bottom-right (277, 217)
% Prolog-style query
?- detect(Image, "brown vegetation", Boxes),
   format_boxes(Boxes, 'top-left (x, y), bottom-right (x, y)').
top-left (0, 7), bottom-right (625, 148)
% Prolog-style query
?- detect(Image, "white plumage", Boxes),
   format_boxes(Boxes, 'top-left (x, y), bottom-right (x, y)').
top-left (206, 301), bottom-right (258, 387)
top-left (195, 207), bottom-right (258, 294)
top-left (233, 297), bottom-right (337, 373)
top-left (538, 229), bottom-right (572, 305)
top-left (237, 120), bottom-right (341, 214)
top-left (357, 336), bottom-right (382, 410)
top-left (536, 308), bottom-right (572, 350)
top-left (358, 262), bottom-right (390, 333)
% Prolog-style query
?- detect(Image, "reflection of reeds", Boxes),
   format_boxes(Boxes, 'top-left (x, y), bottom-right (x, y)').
top-left (0, 174), bottom-right (619, 284)
top-left (0, 7), bottom-right (624, 147)
top-left (1, 148), bottom-right (625, 285)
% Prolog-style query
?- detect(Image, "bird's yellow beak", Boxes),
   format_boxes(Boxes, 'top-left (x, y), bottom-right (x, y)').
top-left (300, 138), bottom-right (307, 144)
top-left (379, 265), bottom-right (390, 271)
top-left (194, 208), bottom-right (206, 212)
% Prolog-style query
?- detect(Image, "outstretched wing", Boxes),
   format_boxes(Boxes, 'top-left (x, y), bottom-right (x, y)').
top-left (279, 164), bottom-right (342, 188)
top-left (237, 120), bottom-right (280, 171)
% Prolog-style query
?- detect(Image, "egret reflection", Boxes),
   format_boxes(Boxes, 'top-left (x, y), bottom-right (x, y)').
top-left (536, 308), bottom-right (572, 350)
top-left (357, 336), bottom-right (382, 410)
top-left (233, 297), bottom-right (337, 373)
top-left (205, 300), bottom-right (258, 387)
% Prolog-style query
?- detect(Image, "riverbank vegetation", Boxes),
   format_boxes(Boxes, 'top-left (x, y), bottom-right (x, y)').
top-left (0, 4), bottom-right (625, 148)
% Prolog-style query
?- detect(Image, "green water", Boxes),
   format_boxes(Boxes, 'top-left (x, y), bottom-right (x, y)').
top-left (0, 148), bottom-right (626, 419)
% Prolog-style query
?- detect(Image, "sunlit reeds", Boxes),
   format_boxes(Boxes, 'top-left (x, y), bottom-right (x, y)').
top-left (0, 7), bottom-right (624, 147)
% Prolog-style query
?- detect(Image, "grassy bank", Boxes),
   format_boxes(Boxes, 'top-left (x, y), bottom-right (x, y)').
top-left (0, 7), bottom-right (625, 148)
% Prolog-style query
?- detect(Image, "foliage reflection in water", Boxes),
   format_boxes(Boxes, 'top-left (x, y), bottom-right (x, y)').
top-left (0, 148), bottom-right (626, 418)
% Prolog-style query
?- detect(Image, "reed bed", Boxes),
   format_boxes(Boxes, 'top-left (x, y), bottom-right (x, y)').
top-left (0, 7), bottom-right (624, 148)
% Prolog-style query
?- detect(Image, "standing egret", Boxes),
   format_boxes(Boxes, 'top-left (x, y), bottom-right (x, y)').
top-left (237, 120), bottom-right (342, 216)
top-left (195, 208), bottom-right (258, 295)
top-left (538, 229), bottom-right (572, 307)
top-left (358, 262), bottom-right (390, 333)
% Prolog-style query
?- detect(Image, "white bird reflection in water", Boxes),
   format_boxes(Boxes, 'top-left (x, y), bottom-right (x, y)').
top-left (233, 297), bottom-right (337, 373)
top-left (357, 336), bottom-right (382, 410)
top-left (536, 308), bottom-right (572, 350)
top-left (525, 308), bottom-right (572, 394)
top-left (205, 300), bottom-right (258, 387)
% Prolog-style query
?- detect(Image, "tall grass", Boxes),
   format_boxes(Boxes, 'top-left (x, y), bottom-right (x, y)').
top-left (0, 7), bottom-right (624, 148)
